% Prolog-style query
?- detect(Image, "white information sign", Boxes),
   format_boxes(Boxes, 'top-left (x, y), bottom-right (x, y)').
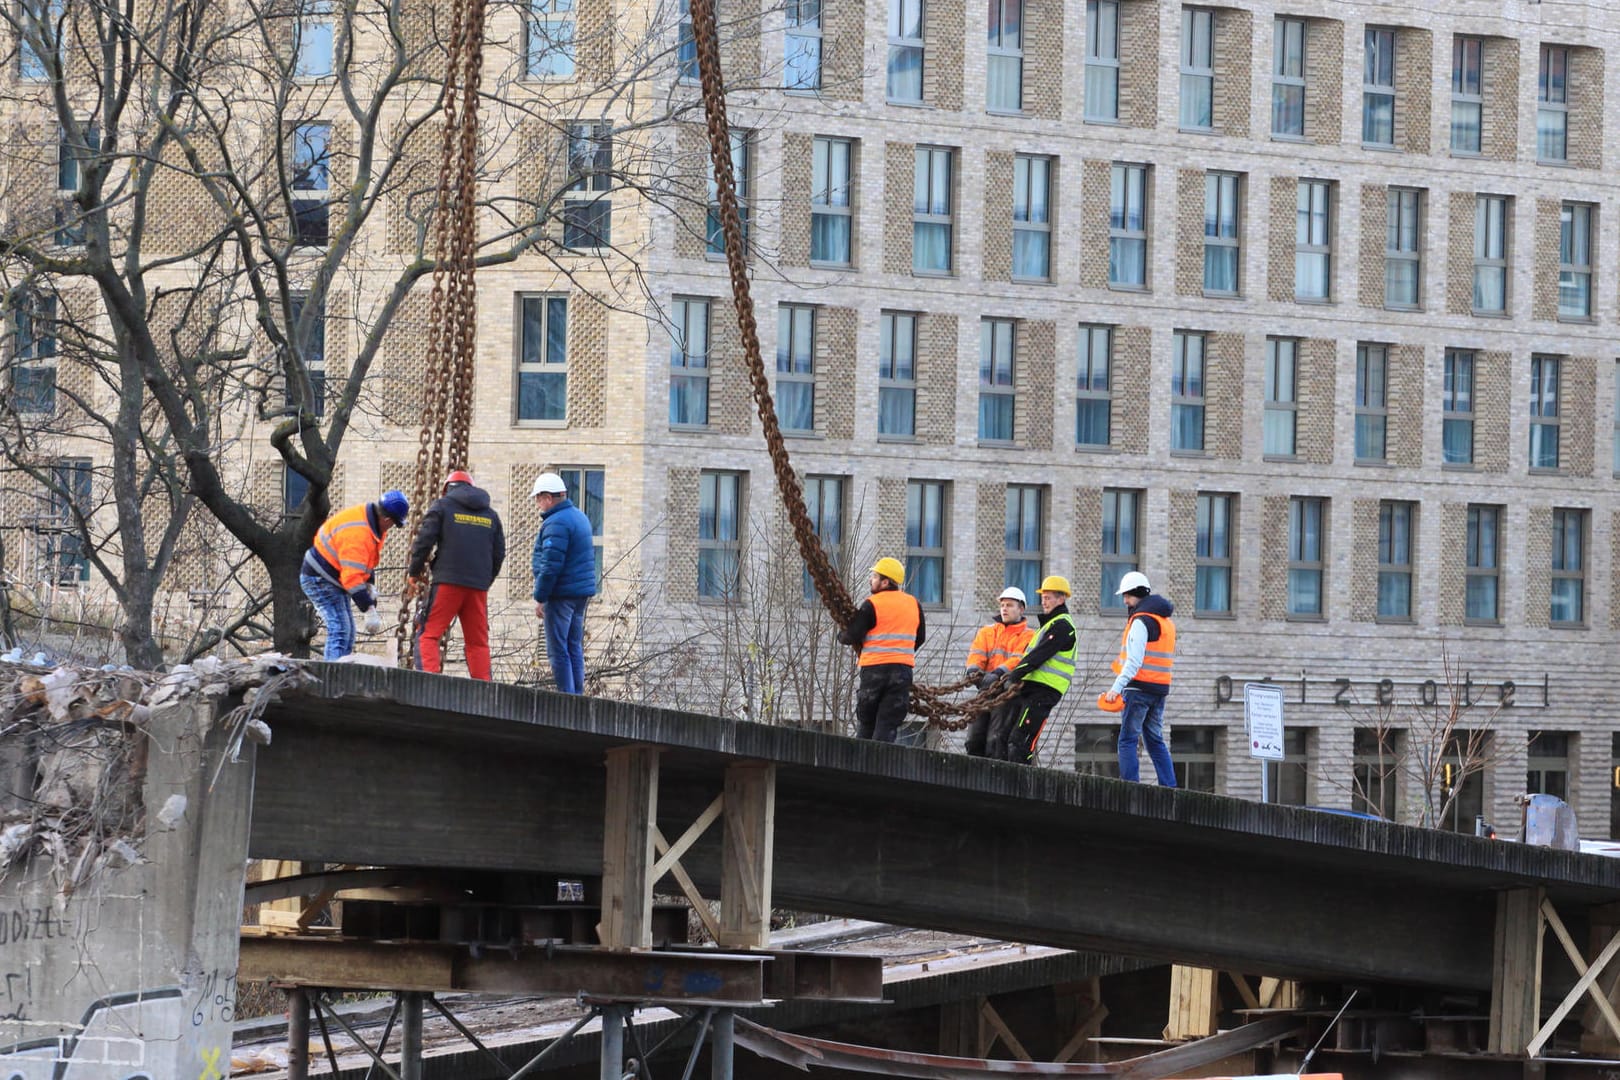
top-left (1244, 682), bottom-right (1286, 761)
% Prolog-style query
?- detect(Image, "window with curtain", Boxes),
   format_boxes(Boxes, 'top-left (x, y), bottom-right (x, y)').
top-left (1538, 45), bottom-right (1568, 162)
top-left (1550, 508), bottom-right (1585, 625)
top-left (1084, 0), bottom-right (1119, 121)
top-left (776, 305), bottom-right (816, 433)
top-left (706, 131), bottom-right (749, 256)
top-left (1203, 171), bottom-right (1240, 294)
top-left (978, 318), bottom-right (1015, 441)
top-left (526, 0), bottom-right (576, 78)
top-left (878, 312), bottom-right (917, 437)
top-left (784, 0), bottom-right (822, 89)
top-left (517, 295), bottom-right (568, 422)
top-left (1464, 504), bottom-right (1500, 622)
top-left (1442, 349), bottom-right (1474, 465)
top-left (1294, 179), bottom-right (1332, 300)
top-left (1530, 355), bottom-right (1560, 469)
top-left (1076, 324), bottom-right (1112, 447)
top-left (1451, 36), bottom-right (1482, 153)
top-left (1362, 28), bottom-right (1395, 146)
top-left (811, 137), bottom-right (853, 265)
top-left (1108, 162), bottom-right (1147, 287)
top-left (1354, 343), bottom-right (1387, 462)
top-left (905, 480), bottom-right (947, 605)
top-left (1194, 493), bottom-right (1232, 614)
top-left (1170, 331), bottom-right (1205, 452)
top-left (1385, 187), bottom-right (1421, 308)
top-left (986, 0), bottom-right (1022, 111)
top-left (1286, 496), bottom-right (1324, 617)
top-left (913, 146), bottom-right (953, 273)
top-left (1472, 194), bottom-right (1508, 313)
top-left (1264, 337), bottom-right (1297, 457)
top-left (698, 471), bottom-right (744, 599)
top-left (669, 297), bottom-right (711, 427)
top-left (1004, 485), bottom-right (1044, 600)
top-left (887, 0), bottom-right (924, 101)
top-left (1558, 202), bottom-right (1593, 319)
top-left (1271, 17), bottom-right (1305, 137)
top-left (1377, 501), bottom-right (1413, 620)
top-left (1012, 155), bottom-right (1051, 280)
top-left (1100, 488), bottom-right (1140, 610)
top-left (1179, 8), bottom-right (1213, 130)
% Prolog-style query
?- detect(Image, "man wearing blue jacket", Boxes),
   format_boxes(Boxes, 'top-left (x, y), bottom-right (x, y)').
top-left (530, 471), bottom-right (598, 694)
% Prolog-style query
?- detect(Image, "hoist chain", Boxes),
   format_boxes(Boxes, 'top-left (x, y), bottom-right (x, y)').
top-left (685, 0), bottom-right (1009, 729)
top-left (395, 0), bottom-right (487, 661)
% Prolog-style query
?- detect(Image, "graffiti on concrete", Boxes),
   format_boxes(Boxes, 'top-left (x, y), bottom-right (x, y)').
top-left (0, 987), bottom-right (180, 1078)
top-left (0, 910), bottom-right (71, 950)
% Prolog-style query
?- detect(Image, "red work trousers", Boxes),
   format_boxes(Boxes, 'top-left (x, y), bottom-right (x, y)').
top-left (416, 583), bottom-right (491, 680)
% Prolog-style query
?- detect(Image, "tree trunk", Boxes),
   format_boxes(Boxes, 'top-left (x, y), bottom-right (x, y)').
top-left (268, 547), bottom-right (317, 657)
top-left (119, 584), bottom-right (165, 670)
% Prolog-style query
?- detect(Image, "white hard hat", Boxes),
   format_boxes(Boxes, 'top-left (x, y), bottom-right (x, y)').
top-left (531, 472), bottom-right (567, 496)
top-left (1115, 571), bottom-right (1152, 595)
top-left (997, 586), bottom-right (1027, 604)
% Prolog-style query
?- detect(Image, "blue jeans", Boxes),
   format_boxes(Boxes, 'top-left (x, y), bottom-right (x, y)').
top-left (301, 572), bottom-right (355, 660)
top-left (1118, 689), bottom-right (1177, 786)
top-left (543, 596), bottom-right (589, 694)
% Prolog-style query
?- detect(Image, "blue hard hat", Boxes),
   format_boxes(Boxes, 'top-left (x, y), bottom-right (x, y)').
top-left (379, 490), bottom-right (409, 525)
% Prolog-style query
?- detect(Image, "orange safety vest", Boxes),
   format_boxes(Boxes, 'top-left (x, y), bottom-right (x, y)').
top-left (1111, 611), bottom-right (1176, 686)
top-left (858, 589), bottom-right (922, 668)
top-left (311, 503), bottom-right (387, 595)
top-left (965, 620), bottom-right (1034, 674)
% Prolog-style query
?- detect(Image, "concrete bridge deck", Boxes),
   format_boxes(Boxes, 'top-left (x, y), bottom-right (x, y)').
top-left (250, 665), bottom-right (1620, 992)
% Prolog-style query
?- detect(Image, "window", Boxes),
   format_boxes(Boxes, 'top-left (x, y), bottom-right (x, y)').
top-left (1074, 724), bottom-right (1122, 778)
top-left (1464, 504), bottom-right (1500, 622)
top-left (526, 0), bottom-right (576, 78)
top-left (1438, 735), bottom-right (1486, 833)
top-left (1538, 45), bottom-right (1568, 162)
top-left (294, 0), bottom-right (334, 77)
top-left (804, 474), bottom-right (845, 596)
top-left (1473, 195), bottom-right (1508, 313)
top-left (1004, 484), bottom-right (1043, 601)
top-left (557, 467), bottom-right (607, 586)
top-left (677, 0), bottom-right (697, 81)
top-left (283, 463), bottom-right (310, 517)
top-left (1353, 728), bottom-right (1399, 819)
top-left (1614, 361), bottom-right (1620, 475)
top-left (913, 147), bottom-right (953, 273)
top-left (562, 198), bottom-right (610, 250)
top-left (706, 130), bottom-right (748, 256)
top-left (1194, 493), bottom-right (1232, 614)
top-left (1530, 355), bottom-right (1560, 469)
top-left (1263, 338), bottom-right (1297, 457)
top-left (1451, 37), bottom-right (1482, 153)
top-left (563, 123), bottom-right (612, 250)
top-left (1527, 732), bottom-right (1571, 800)
top-left (1203, 172), bottom-right (1239, 294)
top-left (698, 471), bottom-right (743, 599)
top-left (290, 122), bottom-right (331, 247)
top-left (1559, 202), bottom-right (1593, 319)
top-left (287, 293), bottom-right (326, 418)
top-left (1012, 155), bottom-right (1051, 280)
top-left (1179, 8), bottom-right (1213, 130)
top-left (1084, 0), bottom-right (1119, 121)
top-left (10, 290), bottom-right (56, 414)
top-left (878, 311), bottom-right (916, 437)
top-left (1108, 162), bottom-right (1147, 288)
top-left (986, 0), bottom-right (1022, 111)
top-left (1170, 330), bottom-right (1205, 452)
top-left (1100, 488), bottom-right (1140, 611)
top-left (1295, 179), bottom-right (1331, 301)
top-left (1377, 500), bottom-right (1413, 620)
top-left (1362, 28), bottom-right (1395, 146)
top-left (47, 458), bottom-right (91, 584)
top-left (1265, 730), bottom-right (1309, 805)
top-left (887, 0), bottom-right (924, 102)
top-left (1551, 508), bottom-right (1585, 625)
top-left (1612, 735), bottom-right (1620, 839)
top-left (811, 137), bottom-right (852, 265)
top-left (1442, 349), bottom-right (1474, 465)
top-left (784, 0), bottom-right (822, 89)
top-left (18, 0), bottom-right (59, 81)
top-left (55, 123), bottom-right (97, 247)
top-left (669, 297), bottom-right (710, 427)
top-left (1286, 496), bottom-right (1324, 617)
top-left (776, 304), bottom-right (816, 433)
top-left (517, 295), bottom-right (568, 422)
top-left (978, 317), bottom-right (1015, 442)
top-left (1172, 728), bottom-right (1218, 792)
top-left (1076, 324), bottom-right (1111, 447)
top-left (905, 479), bottom-right (947, 605)
top-left (1271, 17), bottom-right (1305, 137)
top-left (1354, 343), bottom-right (1387, 462)
top-left (1385, 188), bottom-right (1421, 308)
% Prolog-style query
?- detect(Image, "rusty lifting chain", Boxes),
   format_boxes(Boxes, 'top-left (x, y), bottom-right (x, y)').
top-left (684, 0), bottom-right (1015, 730)
top-left (394, 0), bottom-right (489, 661)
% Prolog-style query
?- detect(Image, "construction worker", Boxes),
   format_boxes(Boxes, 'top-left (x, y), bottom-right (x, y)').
top-left (531, 471), bottom-right (598, 694)
top-left (962, 586), bottom-right (1034, 757)
top-left (1104, 571), bottom-right (1178, 787)
top-left (408, 469), bottom-right (506, 681)
top-left (299, 490), bottom-right (409, 660)
top-left (838, 557), bottom-right (925, 743)
top-left (996, 575), bottom-right (1077, 765)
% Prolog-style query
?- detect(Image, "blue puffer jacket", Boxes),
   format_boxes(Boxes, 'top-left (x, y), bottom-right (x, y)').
top-left (532, 497), bottom-right (598, 601)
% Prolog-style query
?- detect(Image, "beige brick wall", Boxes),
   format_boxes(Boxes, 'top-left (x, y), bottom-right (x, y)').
top-left (779, 132), bottom-right (813, 268)
top-left (1523, 505), bottom-right (1553, 631)
top-left (1304, 19), bottom-right (1343, 146)
top-left (975, 482), bottom-right (1006, 611)
top-left (1205, 331), bottom-right (1244, 461)
top-left (1079, 159), bottom-right (1110, 290)
top-left (822, 0), bottom-right (865, 102)
top-left (1359, 184), bottom-right (1387, 309)
top-left (1112, 325), bottom-right (1150, 454)
top-left (385, 121), bottom-right (440, 255)
top-left (923, 0), bottom-right (964, 111)
top-left (1480, 37), bottom-right (1519, 163)
top-left (1348, 498), bottom-right (1380, 622)
top-left (1016, 320), bottom-right (1055, 452)
top-left (1394, 26), bottom-right (1432, 154)
top-left (1118, 0), bottom-right (1159, 129)
top-left (1212, 8), bottom-right (1252, 138)
top-left (916, 312), bottom-right (957, 446)
top-left (1474, 350), bottom-right (1511, 473)
top-left (1072, 487), bottom-right (1102, 614)
top-left (1612, 511), bottom-right (1620, 630)
top-left (1562, 356), bottom-right (1596, 477)
top-left (1268, 175), bottom-right (1295, 302)
top-left (883, 143), bottom-right (915, 275)
top-left (507, 462), bottom-right (545, 600)
top-left (1176, 168), bottom-right (1205, 298)
top-left (576, 0), bottom-right (613, 81)
top-left (718, 0), bottom-right (765, 85)
top-left (875, 477), bottom-right (907, 564)
top-left (1568, 46), bottom-right (1603, 170)
top-left (817, 306), bottom-right (857, 440)
top-left (709, 300), bottom-right (753, 435)
top-left (1259, 495), bottom-right (1289, 620)
top-left (1446, 190), bottom-right (1475, 316)
top-left (983, 151), bottom-right (1014, 281)
top-left (1022, 0), bottom-right (1062, 119)
top-left (1532, 198), bottom-right (1560, 321)
top-left (373, 461), bottom-right (415, 598)
top-left (1437, 502), bottom-right (1467, 625)
top-left (570, 296), bottom-right (608, 428)
top-left (375, 291), bottom-right (434, 423)
top-left (672, 123), bottom-right (710, 262)
top-left (663, 467), bottom-right (700, 604)
top-left (1165, 489), bottom-right (1197, 607)
top-left (1298, 338), bottom-right (1336, 465)
top-left (1389, 343), bottom-right (1424, 469)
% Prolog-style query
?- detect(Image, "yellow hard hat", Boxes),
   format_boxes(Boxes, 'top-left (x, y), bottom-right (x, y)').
top-left (870, 557), bottom-right (906, 586)
top-left (1039, 575), bottom-right (1072, 596)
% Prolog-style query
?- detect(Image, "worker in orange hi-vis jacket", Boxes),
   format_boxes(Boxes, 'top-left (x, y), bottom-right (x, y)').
top-left (300, 491), bottom-right (409, 660)
top-left (961, 586), bottom-right (1034, 758)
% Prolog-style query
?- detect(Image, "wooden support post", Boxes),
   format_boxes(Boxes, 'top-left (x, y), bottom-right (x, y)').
top-left (718, 761), bottom-right (775, 949)
top-left (1164, 964), bottom-right (1218, 1041)
top-left (979, 998), bottom-right (1033, 1062)
top-left (1582, 903), bottom-right (1620, 1055)
top-left (938, 1000), bottom-right (978, 1056)
top-left (600, 746), bottom-right (659, 950)
top-left (1489, 886), bottom-right (1546, 1056)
